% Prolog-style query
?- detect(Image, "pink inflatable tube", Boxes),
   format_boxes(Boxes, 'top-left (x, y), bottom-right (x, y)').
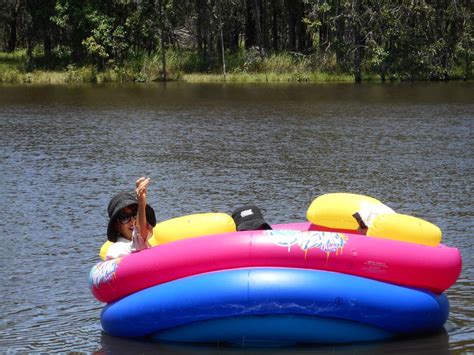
top-left (89, 226), bottom-right (462, 303)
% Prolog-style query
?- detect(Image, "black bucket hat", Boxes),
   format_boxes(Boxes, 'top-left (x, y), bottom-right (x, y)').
top-left (231, 205), bottom-right (272, 231)
top-left (107, 191), bottom-right (157, 242)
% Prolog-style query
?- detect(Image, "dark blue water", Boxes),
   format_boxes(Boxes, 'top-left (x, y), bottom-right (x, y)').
top-left (1, 82), bottom-right (473, 353)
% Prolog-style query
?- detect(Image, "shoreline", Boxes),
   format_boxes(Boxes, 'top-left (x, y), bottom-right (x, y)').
top-left (1, 69), bottom-right (471, 85)
top-left (0, 68), bottom-right (357, 84)
top-left (1, 51), bottom-right (470, 85)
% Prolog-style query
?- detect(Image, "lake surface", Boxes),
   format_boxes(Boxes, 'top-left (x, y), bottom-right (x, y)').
top-left (1, 82), bottom-right (473, 353)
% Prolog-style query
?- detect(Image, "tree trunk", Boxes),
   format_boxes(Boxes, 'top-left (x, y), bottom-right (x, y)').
top-left (7, 18), bottom-right (17, 52)
top-left (6, 1), bottom-right (20, 52)
top-left (253, 0), bottom-right (262, 50)
top-left (245, 0), bottom-right (256, 48)
top-left (158, 0), bottom-right (167, 80)
top-left (26, 33), bottom-right (34, 71)
top-left (196, 0), bottom-right (205, 56)
top-left (286, 0), bottom-right (297, 51)
top-left (271, 0), bottom-right (280, 51)
top-left (43, 30), bottom-right (52, 61)
top-left (261, 0), bottom-right (268, 50)
top-left (218, 4), bottom-right (226, 78)
top-left (335, 0), bottom-right (345, 68)
top-left (352, 0), bottom-right (363, 83)
top-left (296, 0), bottom-right (310, 52)
top-left (227, 6), bottom-right (240, 52)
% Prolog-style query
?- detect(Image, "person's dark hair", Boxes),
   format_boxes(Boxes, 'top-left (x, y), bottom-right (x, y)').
top-left (107, 191), bottom-right (156, 242)
top-left (231, 205), bottom-right (272, 231)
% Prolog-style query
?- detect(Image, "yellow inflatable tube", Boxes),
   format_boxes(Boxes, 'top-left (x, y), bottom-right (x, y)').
top-left (99, 212), bottom-right (236, 260)
top-left (306, 193), bottom-right (394, 230)
top-left (99, 241), bottom-right (114, 260)
top-left (306, 192), bottom-right (442, 246)
top-left (148, 212), bottom-right (236, 245)
top-left (367, 213), bottom-right (442, 246)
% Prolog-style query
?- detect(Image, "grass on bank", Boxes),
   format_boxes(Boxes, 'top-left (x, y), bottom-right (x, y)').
top-left (3, 48), bottom-right (468, 84)
top-left (0, 49), bottom-right (356, 84)
top-left (183, 72), bottom-right (353, 83)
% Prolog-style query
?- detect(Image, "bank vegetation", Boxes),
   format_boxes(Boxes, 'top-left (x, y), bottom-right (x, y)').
top-left (0, 0), bottom-right (472, 84)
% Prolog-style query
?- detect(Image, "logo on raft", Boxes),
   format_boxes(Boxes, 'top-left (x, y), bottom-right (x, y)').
top-left (265, 230), bottom-right (348, 254)
top-left (89, 258), bottom-right (122, 288)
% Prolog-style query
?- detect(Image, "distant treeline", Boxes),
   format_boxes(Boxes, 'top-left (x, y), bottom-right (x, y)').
top-left (1, 0), bottom-right (472, 81)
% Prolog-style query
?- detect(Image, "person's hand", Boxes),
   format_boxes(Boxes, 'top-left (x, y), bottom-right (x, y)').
top-left (135, 177), bottom-right (150, 240)
top-left (135, 177), bottom-right (150, 204)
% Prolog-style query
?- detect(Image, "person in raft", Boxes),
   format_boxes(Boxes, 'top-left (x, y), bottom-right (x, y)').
top-left (105, 177), bottom-right (157, 259)
top-left (231, 205), bottom-right (273, 231)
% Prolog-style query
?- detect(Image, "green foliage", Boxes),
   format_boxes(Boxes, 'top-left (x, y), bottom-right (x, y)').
top-left (1, 0), bottom-right (472, 82)
top-left (65, 64), bottom-right (97, 82)
top-left (82, 12), bottom-right (113, 60)
top-left (0, 51), bottom-right (26, 72)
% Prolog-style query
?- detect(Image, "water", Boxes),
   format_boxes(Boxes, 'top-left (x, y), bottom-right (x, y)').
top-left (1, 82), bottom-right (473, 353)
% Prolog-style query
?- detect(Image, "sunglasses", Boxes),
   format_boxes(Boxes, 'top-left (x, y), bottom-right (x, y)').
top-left (117, 210), bottom-right (138, 224)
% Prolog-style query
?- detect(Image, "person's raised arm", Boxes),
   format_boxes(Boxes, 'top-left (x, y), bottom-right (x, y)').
top-left (135, 177), bottom-right (151, 242)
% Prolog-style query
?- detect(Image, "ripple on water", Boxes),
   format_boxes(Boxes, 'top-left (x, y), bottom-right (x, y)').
top-left (1, 83), bottom-right (473, 353)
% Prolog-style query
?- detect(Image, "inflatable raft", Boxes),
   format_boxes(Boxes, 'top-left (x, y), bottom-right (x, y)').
top-left (89, 193), bottom-right (462, 345)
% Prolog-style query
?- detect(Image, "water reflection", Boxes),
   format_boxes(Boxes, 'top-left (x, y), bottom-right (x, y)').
top-left (96, 330), bottom-right (451, 355)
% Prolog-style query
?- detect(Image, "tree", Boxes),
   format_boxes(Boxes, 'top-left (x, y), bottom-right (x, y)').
top-left (0, 0), bottom-right (470, 80)
top-left (1, 0), bottom-right (23, 52)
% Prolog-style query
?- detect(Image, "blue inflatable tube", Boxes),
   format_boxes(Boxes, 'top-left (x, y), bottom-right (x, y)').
top-left (101, 268), bottom-right (449, 343)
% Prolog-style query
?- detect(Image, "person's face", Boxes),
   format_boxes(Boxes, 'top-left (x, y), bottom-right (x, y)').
top-left (115, 206), bottom-right (137, 240)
